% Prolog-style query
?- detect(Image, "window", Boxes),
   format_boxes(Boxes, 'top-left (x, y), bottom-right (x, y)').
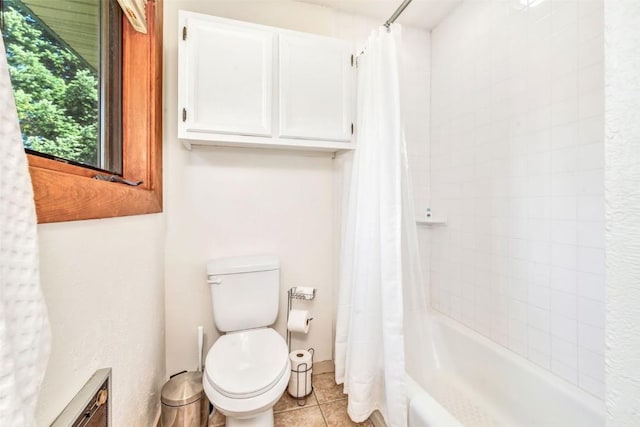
top-left (1, 0), bottom-right (162, 223)
top-left (1, 0), bottom-right (122, 173)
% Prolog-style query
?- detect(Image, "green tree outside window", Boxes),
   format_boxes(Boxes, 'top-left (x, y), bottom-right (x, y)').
top-left (2, 1), bottom-right (99, 167)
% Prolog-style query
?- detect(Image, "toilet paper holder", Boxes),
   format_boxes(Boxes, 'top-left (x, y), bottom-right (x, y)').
top-left (286, 288), bottom-right (316, 406)
top-left (286, 287), bottom-right (316, 352)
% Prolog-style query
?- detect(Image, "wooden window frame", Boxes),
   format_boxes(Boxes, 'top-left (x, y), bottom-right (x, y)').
top-left (27, 0), bottom-right (163, 223)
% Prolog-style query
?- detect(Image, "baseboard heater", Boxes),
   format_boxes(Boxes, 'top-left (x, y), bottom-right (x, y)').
top-left (51, 368), bottom-right (111, 427)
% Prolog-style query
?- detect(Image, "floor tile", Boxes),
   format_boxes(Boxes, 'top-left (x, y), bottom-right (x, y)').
top-left (312, 373), bottom-right (346, 404)
top-left (320, 399), bottom-right (373, 427)
top-left (274, 390), bottom-right (318, 413)
top-left (274, 405), bottom-right (326, 427)
top-left (208, 408), bottom-right (225, 426)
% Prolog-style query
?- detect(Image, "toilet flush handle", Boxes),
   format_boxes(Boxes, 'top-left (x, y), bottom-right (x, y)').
top-left (207, 276), bottom-right (222, 285)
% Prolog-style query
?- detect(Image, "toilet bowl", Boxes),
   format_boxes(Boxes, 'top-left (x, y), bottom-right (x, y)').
top-left (203, 328), bottom-right (290, 426)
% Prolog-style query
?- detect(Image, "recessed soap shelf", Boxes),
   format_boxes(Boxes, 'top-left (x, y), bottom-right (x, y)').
top-left (416, 218), bottom-right (447, 225)
top-left (416, 208), bottom-right (447, 226)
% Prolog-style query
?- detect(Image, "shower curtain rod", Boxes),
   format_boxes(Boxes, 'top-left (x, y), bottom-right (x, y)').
top-left (384, 0), bottom-right (413, 27)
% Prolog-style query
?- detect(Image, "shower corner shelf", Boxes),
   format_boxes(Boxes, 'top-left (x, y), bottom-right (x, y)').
top-left (416, 217), bottom-right (447, 226)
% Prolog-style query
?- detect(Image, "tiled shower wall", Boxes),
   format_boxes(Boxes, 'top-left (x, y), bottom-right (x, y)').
top-left (429, 0), bottom-right (604, 398)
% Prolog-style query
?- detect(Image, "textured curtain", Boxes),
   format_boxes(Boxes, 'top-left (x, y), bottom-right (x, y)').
top-left (334, 24), bottom-right (409, 427)
top-left (0, 32), bottom-right (51, 426)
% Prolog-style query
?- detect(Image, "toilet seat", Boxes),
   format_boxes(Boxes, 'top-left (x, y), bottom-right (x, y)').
top-left (203, 327), bottom-right (291, 419)
top-left (205, 328), bottom-right (289, 399)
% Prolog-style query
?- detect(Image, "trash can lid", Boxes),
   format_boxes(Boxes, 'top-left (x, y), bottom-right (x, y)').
top-left (161, 371), bottom-right (204, 406)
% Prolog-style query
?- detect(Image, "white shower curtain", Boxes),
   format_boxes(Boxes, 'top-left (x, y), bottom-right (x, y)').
top-left (0, 33), bottom-right (51, 426)
top-left (335, 24), bottom-right (409, 427)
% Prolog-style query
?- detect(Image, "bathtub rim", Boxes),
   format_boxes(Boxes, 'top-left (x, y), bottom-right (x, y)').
top-left (412, 309), bottom-right (605, 421)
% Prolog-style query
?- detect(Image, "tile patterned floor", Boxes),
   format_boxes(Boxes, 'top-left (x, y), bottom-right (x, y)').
top-left (208, 372), bottom-right (373, 427)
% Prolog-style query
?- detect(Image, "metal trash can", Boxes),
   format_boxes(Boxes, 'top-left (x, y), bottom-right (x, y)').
top-left (161, 371), bottom-right (208, 427)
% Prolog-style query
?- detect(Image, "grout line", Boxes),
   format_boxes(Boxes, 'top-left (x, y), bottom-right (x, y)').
top-left (274, 399), bottom-right (318, 414)
top-left (317, 396), bottom-right (348, 406)
top-left (315, 390), bottom-right (329, 427)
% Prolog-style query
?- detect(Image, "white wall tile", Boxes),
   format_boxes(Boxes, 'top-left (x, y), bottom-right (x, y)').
top-left (577, 143), bottom-right (604, 170)
top-left (527, 285), bottom-right (551, 310)
top-left (551, 266), bottom-right (578, 294)
top-left (510, 298), bottom-right (529, 323)
top-left (552, 146), bottom-right (578, 173)
top-left (575, 169), bottom-right (604, 195)
top-left (577, 221), bottom-right (604, 248)
top-left (577, 272), bottom-right (604, 302)
top-left (578, 35), bottom-right (603, 69)
top-left (578, 62), bottom-right (603, 94)
top-left (577, 195), bottom-right (604, 221)
top-left (579, 14), bottom-right (602, 44)
top-left (577, 246), bottom-right (605, 274)
top-left (529, 326), bottom-right (552, 356)
top-left (551, 173), bottom-right (577, 196)
top-left (552, 313), bottom-right (578, 344)
top-left (552, 196), bottom-right (577, 220)
top-left (578, 347), bottom-right (605, 382)
top-left (552, 336), bottom-right (578, 367)
top-left (430, 0), bottom-right (603, 398)
top-left (578, 297), bottom-right (605, 328)
top-left (551, 289), bottom-right (577, 319)
top-left (551, 243), bottom-right (578, 269)
top-left (578, 116), bottom-right (603, 146)
top-left (578, 86), bottom-right (604, 118)
top-left (578, 323), bottom-right (604, 355)
top-left (551, 121), bottom-right (579, 148)
top-left (551, 0), bottom-right (578, 31)
top-left (551, 220), bottom-right (577, 245)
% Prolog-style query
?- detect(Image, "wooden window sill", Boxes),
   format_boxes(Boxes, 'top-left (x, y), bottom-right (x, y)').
top-left (29, 0), bottom-right (163, 224)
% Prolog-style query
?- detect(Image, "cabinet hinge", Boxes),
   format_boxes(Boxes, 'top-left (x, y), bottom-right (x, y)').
top-left (182, 26), bottom-right (187, 41)
top-left (351, 123), bottom-right (354, 135)
top-left (182, 108), bottom-right (187, 122)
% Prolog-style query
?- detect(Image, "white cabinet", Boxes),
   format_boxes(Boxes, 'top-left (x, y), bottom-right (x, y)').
top-left (279, 33), bottom-right (352, 142)
top-left (178, 11), bottom-right (354, 152)
top-left (180, 15), bottom-right (273, 137)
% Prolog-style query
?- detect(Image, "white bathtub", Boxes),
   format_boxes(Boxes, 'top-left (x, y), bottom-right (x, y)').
top-left (405, 312), bottom-right (605, 427)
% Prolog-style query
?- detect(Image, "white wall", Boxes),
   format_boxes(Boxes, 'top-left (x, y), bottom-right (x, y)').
top-left (604, 1), bottom-right (640, 424)
top-left (35, 215), bottom-right (165, 426)
top-left (429, 0), bottom-right (604, 398)
top-left (164, 0), bottom-right (357, 375)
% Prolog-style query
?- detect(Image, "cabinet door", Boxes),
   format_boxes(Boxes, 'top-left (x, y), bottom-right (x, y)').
top-left (180, 14), bottom-right (273, 137)
top-left (278, 33), bottom-right (352, 142)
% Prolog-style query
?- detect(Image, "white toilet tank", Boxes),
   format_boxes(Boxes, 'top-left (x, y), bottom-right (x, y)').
top-left (206, 255), bottom-right (280, 332)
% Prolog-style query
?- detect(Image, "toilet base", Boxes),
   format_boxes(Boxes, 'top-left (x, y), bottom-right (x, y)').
top-left (226, 408), bottom-right (273, 427)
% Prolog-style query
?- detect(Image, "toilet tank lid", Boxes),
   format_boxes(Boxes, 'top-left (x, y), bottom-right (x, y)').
top-left (207, 255), bottom-right (279, 276)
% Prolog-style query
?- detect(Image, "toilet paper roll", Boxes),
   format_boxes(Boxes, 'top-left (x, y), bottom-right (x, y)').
top-left (288, 350), bottom-right (313, 397)
top-left (287, 309), bottom-right (311, 334)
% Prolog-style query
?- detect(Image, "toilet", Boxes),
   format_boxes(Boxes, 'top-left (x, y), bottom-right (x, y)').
top-left (203, 255), bottom-right (290, 427)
